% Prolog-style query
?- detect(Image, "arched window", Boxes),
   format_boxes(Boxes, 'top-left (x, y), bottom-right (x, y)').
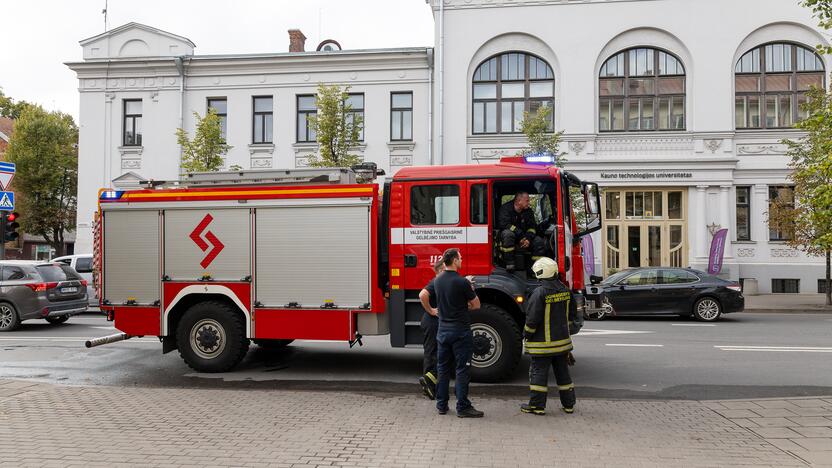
top-left (735, 42), bottom-right (825, 129)
top-left (472, 52), bottom-right (554, 134)
top-left (599, 47), bottom-right (686, 132)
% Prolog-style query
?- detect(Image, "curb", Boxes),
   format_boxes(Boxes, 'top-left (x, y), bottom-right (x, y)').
top-left (743, 309), bottom-right (831, 314)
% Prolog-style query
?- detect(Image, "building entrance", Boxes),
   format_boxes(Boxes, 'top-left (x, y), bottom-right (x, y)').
top-left (601, 188), bottom-right (687, 276)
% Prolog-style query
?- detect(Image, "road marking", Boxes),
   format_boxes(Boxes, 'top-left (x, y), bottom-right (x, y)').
top-left (672, 324), bottom-right (716, 327)
top-left (605, 343), bottom-right (664, 347)
top-left (715, 346), bottom-right (832, 353)
top-left (579, 329), bottom-right (653, 337)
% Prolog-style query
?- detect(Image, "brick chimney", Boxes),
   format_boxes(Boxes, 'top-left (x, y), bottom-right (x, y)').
top-left (288, 29), bottom-right (306, 53)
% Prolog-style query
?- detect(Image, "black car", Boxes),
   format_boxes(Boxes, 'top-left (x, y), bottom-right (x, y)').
top-left (593, 267), bottom-right (744, 322)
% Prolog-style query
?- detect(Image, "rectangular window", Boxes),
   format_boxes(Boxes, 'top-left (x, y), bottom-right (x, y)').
top-left (410, 185), bottom-right (460, 225)
top-left (470, 184), bottom-right (488, 225)
top-left (252, 96), bottom-right (273, 144)
top-left (208, 98), bottom-right (228, 140)
top-left (819, 279), bottom-right (830, 294)
top-left (296, 95), bottom-right (316, 143)
top-left (668, 191), bottom-right (683, 219)
top-left (123, 99), bottom-right (142, 146)
top-left (600, 99), bottom-right (624, 132)
top-left (772, 279), bottom-right (799, 294)
top-left (735, 97), bottom-right (747, 129)
top-left (390, 92), bottom-right (413, 141)
top-left (769, 185), bottom-right (794, 241)
top-left (347, 93), bottom-right (365, 141)
top-left (605, 191), bottom-right (621, 220)
top-left (736, 186), bottom-right (751, 241)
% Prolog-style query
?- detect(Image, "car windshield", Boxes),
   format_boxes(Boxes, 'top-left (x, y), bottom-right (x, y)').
top-left (602, 270), bottom-right (631, 285)
top-left (36, 264), bottom-right (81, 282)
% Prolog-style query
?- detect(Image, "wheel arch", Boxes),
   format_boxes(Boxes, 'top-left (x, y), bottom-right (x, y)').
top-left (475, 287), bottom-right (525, 328)
top-left (164, 286), bottom-right (250, 338)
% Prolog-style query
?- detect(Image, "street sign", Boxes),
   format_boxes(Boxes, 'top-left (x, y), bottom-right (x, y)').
top-left (0, 162), bottom-right (15, 191)
top-left (0, 191), bottom-right (14, 210)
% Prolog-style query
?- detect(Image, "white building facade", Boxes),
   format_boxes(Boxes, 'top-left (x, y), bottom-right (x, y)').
top-left (69, 0), bottom-right (830, 294)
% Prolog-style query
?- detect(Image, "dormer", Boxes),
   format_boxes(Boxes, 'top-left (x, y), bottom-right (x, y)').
top-left (79, 22), bottom-right (195, 60)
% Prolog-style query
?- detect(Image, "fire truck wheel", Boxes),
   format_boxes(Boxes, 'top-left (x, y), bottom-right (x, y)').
top-left (469, 303), bottom-right (522, 383)
top-left (254, 339), bottom-right (295, 349)
top-left (177, 301), bottom-right (250, 373)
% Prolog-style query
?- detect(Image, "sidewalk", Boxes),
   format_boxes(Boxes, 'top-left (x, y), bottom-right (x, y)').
top-left (1, 379), bottom-right (830, 467)
top-left (744, 294), bottom-right (831, 313)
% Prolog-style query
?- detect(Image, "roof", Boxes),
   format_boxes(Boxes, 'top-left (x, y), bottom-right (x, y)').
top-left (393, 157), bottom-right (562, 181)
top-left (79, 22), bottom-right (196, 48)
top-left (0, 117), bottom-right (13, 142)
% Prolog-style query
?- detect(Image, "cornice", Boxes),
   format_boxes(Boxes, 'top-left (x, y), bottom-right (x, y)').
top-left (426, 0), bottom-right (661, 11)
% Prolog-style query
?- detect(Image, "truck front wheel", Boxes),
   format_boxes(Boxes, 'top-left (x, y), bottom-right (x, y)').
top-left (176, 301), bottom-right (250, 373)
top-left (469, 303), bottom-right (522, 383)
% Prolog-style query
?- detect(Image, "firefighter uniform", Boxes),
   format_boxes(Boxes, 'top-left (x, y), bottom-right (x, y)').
top-left (496, 200), bottom-right (545, 269)
top-left (522, 278), bottom-right (578, 414)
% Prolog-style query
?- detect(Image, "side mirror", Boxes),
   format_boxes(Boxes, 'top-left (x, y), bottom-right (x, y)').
top-left (590, 275), bottom-right (603, 285)
top-left (576, 182), bottom-right (602, 238)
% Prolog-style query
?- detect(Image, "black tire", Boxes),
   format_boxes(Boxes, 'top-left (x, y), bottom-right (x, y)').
top-left (469, 303), bottom-right (522, 383)
top-left (0, 302), bottom-right (20, 332)
top-left (176, 301), bottom-right (250, 373)
top-left (693, 297), bottom-right (722, 322)
top-left (254, 339), bottom-right (294, 349)
top-left (45, 315), bottom-right (70, 325)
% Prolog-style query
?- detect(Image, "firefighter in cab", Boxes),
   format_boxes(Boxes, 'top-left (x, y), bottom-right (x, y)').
top-left (521, 257), bottom-right (577, 416)
top-left (497, 192), bottom-right (545, 271)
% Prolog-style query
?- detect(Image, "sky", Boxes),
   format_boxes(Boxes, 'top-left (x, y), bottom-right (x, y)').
top-left (0, 0), bottom-right (435, 120)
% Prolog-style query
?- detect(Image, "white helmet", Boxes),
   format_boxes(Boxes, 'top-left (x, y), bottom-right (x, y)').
top-left (532, 257), bottom-right (558, 280)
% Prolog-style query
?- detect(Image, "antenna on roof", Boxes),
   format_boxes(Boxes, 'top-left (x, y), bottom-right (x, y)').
top-left (102, 0), bottom-right (108, 32)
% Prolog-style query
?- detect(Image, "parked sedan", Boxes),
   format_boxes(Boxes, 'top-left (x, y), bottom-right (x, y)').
top-left (0, 261), bottom-right (89, 331)
top-left (595, 267), bottom-right (744, 322)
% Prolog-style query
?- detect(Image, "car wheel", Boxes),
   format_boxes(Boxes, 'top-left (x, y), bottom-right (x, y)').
top-left (176, 301), bottom-right (250, 373)
top-left (254, 339), bottom-right (294, 349)
top-left (469, 303), bottom-right (522, 383)
top-left (693, 297), bottom-right (722, 322)
top-left (0, 303), bottom-right (20, 332)
top-left (45, 315), bottom-right (70, 325)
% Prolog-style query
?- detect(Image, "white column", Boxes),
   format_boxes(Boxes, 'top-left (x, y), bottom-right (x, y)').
top-left (751, 184), bottom-right (769, 242)
top-left (719, 185), bottom-right (733, 258)
top-left (694, 185), bottom-right (708, 260)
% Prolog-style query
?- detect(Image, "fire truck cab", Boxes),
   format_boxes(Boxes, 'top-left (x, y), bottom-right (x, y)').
top-left (94, 155), bottom-right (600, 382)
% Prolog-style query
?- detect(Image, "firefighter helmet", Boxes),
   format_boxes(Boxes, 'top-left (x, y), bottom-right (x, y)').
top-left (532, 257), bottom-right (557, 280)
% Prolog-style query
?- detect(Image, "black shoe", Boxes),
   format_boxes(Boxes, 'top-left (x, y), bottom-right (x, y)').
top-left (457, 406), bottom-right (484, 418)
top-left (520, 403), bottom-right (545, 415)
top-left (437, 407), bottom-right (449, 415)
top-left (419, 377), bottom-right (436, 400)
top-left (505, 263), bottom-right (516, 272)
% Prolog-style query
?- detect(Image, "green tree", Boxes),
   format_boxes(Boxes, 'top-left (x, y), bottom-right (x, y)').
top-left (769, 86), bottom-right (832, 306)
top-left (519, 105), bottom-right (565, 167)
top-left (5, 105), bottom-right (78, 257)
top-left (802, 0), bottom-right (832, 53)
top-left (306, 83), bottom-right (363, 168)
top-left (0, 89), bottom-right (31, 119)
top-left (176, 108), bottom-right (231, 173)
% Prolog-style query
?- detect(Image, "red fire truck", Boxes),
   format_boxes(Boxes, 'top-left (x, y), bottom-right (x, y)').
top-left (90, 155), bottom-right (601, 382)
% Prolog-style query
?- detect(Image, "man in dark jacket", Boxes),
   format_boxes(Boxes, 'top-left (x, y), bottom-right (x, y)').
top-left (418, 259), bottom-right (445, 400)
top-left (497, 192), bottom-right (545, 271)
top-left (521, 257), bottom-right (577, 415)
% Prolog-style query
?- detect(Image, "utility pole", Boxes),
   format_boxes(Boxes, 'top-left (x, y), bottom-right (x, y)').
top-left (102, 0), bottom-right (108, 32)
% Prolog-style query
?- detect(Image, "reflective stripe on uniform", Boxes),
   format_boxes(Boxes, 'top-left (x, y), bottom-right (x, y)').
top-left (524, 325), bottom-right (536, 333)
top-left (526, 343), bottom-right (574, 355)
top-left (527, 228), bottom-right (536, 234)
top-left (531, 256), bottom-right (543, 261)
top-left (500, 246), bottom-right (516, 252)
top-left (558, 383), bottom-right (575, 391)
top-left (425, 372), bottom-right (437, 384)
top-left (530, 385), bottom-right (548, 393)
top-left (525, 338), bottom-right (572, 348)
top-left (509, 225), bottom-right (517, 232)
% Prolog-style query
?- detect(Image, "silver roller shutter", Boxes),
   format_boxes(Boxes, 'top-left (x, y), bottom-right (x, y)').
top-left (103, 210), bottom-right (160, 305)
top-left (256, 204), bottom-right (371, 308)
top-left (164, 208), bottom-right (251, 281)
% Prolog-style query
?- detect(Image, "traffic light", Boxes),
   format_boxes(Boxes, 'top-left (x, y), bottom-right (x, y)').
top-left (3, 211), bottom-right (19, 242)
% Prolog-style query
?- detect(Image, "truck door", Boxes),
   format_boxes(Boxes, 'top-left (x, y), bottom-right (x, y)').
top-left (402, 181), bottom-right (466, 291)
top-left (560, 174), bottom-right (574, 287)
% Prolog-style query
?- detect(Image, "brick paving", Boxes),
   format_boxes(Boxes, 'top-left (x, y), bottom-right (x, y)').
top-left (0, 379), bottom-right (824, 467)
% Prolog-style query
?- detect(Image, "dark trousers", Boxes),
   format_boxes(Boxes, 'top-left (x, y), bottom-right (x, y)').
top-left (420, 314), bottom-right (438, 382)
top-left (528, 354), bottom-right (576, 409)
top-left (436, 326), bottom-right (474, 412)
top-left (499, 230), bottom-right (546, 266)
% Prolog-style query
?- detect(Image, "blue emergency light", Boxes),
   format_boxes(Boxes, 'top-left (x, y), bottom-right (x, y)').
top-left (524, 153), bottom-right (556, 164)
top-left (100, 191), bottom-right (124, 200)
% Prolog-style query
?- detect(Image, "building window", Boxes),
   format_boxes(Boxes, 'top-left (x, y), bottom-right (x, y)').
top-left (252, 96), bottom-right (273, 144)
top-left (472, 52), bottom-right (554, 134)
top-left (123, 99), bottom-right (142, 146)
top-left (391, 92), bottom-right (413, 141)
top-left (410, 185), bottom-right (460, 225)
top-left (772, 278), bottom-right (800, 293)
top-left (347, 93), bottom-right (365, 141)
top-left (819, 279), bottom-right (830, 294)
top-left (768, 185), bottom-right (794, 241)
top-left (208, 98), bottom-right (228, 140)
top-left (735, 43), bottom-right (825, 129)
top-left (599, 48), bottom-right (686, 132)
top-left (736, 186), bottom-right (751, 241)
top-left (470, 184), bottom-right (488, 225)
top-left (297, 95), bottom-right (317, 143)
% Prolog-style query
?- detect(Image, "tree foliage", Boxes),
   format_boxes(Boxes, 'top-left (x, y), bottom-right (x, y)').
top-left (5, 105), bottom-right (78, 257)
top-left (802, 0), bottom-right (832, 53)
top-left (176, 108), bottom-right (231, 173)
top-left (0, 89), bottom-right (31, 119)
top-left (519, 105), bottom-right (565, 167)
top-left (306, 83), bottom-right (363, 168)
top-left (770, 86), bottom-right (832, 305)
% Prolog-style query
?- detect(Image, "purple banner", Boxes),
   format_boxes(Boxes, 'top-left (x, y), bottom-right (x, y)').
top-left (581, 235), bottom-right (595, 277)
top-left (707, 228), bottom-right (728, 275)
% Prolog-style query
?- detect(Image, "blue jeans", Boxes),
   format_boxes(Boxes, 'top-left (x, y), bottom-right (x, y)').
top-left (436, 326), bottom-right (474, 412)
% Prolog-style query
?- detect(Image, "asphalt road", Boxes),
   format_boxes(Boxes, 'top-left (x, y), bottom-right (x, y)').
top-left (0, 312), bottom-right (830, 400)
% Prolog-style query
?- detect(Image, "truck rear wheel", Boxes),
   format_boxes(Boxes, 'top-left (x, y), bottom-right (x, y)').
top-left (176, 301), bottom-right (250, 373)
top-left (469, 303), bottom-right (522, 383)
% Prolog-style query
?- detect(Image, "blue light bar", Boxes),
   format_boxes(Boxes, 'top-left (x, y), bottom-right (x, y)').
top-left (525, 154), bottom-right (556, 164)
top-left (100, 191), bottom-right (124, 200)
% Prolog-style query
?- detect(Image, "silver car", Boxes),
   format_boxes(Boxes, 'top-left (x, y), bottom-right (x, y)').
top-left (0, 261), bottom-right (89, 331)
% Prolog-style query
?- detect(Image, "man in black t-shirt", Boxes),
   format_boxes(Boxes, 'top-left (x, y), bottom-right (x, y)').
top-left (417, 259), bottom-right (445, 400)
top-left (421, 248), bottom-right (484, 418)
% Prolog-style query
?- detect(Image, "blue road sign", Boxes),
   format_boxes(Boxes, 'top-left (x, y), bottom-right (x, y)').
top-left (0, 191), bottom-right (14, 210)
